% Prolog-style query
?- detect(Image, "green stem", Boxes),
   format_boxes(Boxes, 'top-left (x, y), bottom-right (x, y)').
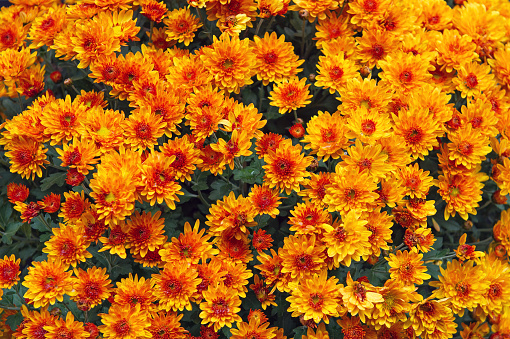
top-left (37, 214), bottom-right (52, 231)
top-left (197, 190), bottom-right (210, 207)
top-left (262, 16), bottom-right (275, 36)
top-left (293, 109), bottom-right (299, 123)
top-left (149, 21), bottom-right (154, 42)
top-left (300, 18), bottom-right (306, 56)
top-left (16, 91), bottom-right (24, 112)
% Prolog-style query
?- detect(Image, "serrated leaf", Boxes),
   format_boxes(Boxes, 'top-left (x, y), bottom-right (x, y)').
top-left (233, 161), bottom-right (263, 185)
top-left (40, 172), bottom-right (67, 191)
top-left (293, 326), bottom-right (307, 339)
top-left (1, 222), bottom-right (23, 244)
top-left (0, 201), bottom-right (13, 231)
top-left (6, 312), bottom-right (23, 332)
top-left (208, 180), bottom-right (232, 201)
top-left (31, 213), bottom-right (53, 232)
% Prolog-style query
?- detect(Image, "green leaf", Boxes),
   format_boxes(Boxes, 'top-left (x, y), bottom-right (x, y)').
top-left (208, 180), bottom-right (232, 201)
top-left (191, 180), bottom-right (208, 192)
top-left (1, 222), bottom-right (23, 244)
top-left (31, 213), bottom-right (53, 232)
top-left (40, 172), bottom-right (67, 191)
top-left (233, 158), bottom-right (264, 185)
top-left (0, 201), bottom-right (13, 231)
top-left (6, 311), bottom-right (23, 331)
top-left (293, 326), bottom-right (307, 339)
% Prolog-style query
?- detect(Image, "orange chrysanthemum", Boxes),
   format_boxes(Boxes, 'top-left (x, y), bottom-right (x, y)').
top-left (160, 135), bottom-right (202, 182)
top-left (99, 304), bottom-right (151, 339)
top-left (23, 259), bottom-right (75, 308)
top-left (302, 110), bottom-right (349, 161)
top-left (5, 137), bottom-right (49, 180)
top-left (125, 210), bottom-right (167, 258)
top-left (339, 272), bottom-right (383, 322)
top-left (201, 33), bottom-right (257, 93)
top-left (43, 312), bottom-right (90, 339)
top-left (289, 202), bottom-right (331, 235)
top-left (164, 7), bottom-right (202, 46)
top-left (71, 266), bottom-right (112, 310)
top-left (148, 312), bottom-right (187, 339)
top-left (159, 220), bottom-right (218, 265)
top-left (43, 224), bottom-right (92, 269)
top-left (113, 273), bottom-right (157, 312)
top-left (379, 52), bottom-right (433, 94)
top-left (386, 249), bottom-right (431, 286)
top-left (263, 138), bottom-right (312, 195)
top-left (206, 191), bottom-right (257, 238)
top-left (58, 191), bottom-right (91, 224)
top-left (199, 283), bottom-right (242, 331)
top-left (0, 255), bottom-right (21, 289)
top-left (251, 32), bottom-right (303, 86)
top-left (152, 261), bottom-right (201, 311)
top-left (269, 76), bottom-right (312, 114)
top-left (280, 234), bottom-right (326, 281)
top-left (56, 138), bottom-right (100, 175)
top-left (6, 182), bottom-right (29, 204)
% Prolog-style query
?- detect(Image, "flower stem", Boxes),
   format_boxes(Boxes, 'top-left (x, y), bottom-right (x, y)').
top-left (37, 214), bottom-right (52, 231)
top-left (300, 18), bottom-right (306, 56)
top-left (293, 109), bottom-right (299, 123)
top-left (149, 21), bottom-right (154, 42)
top-left (254, 18), bottom-right (264, 36)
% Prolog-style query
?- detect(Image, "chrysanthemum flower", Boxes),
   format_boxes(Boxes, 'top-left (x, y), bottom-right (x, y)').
top-left (141, 0), bottom-right (167, 22)
top-left (355, 29), bottom-right (397, 69)
top-left (324, 169), bottom-right (379, 215)
top-left (340, 139), bottom-right (389, 180)
top-left (218, 14), bottom-right (251, 36)
top-left (255, 249), bottom-right (291, 293)
top-left (287, 270), bottom-right (340, 324)
top-left (302, 110), bottom-right (349, 161)
top-left (23, 259), bottom-right (75, 308)
top-left (19, 306), bottom-right (57, 339)
top-left (56, 138), bottom-right (99, 175)
top-left (337, 316), bottom-right (367, 339)
top-left (269, 76), bottom-right (312, 114)
top-left (17, 63), bottom-right (45, 98)
top-left (199, 283), bottom-right (243, 331)
top-left (255, 133), bottom-right (283, 159)
top-left (43, 312), bottom-right (90, 339)
top-left (206, 191), bottom-right (257, 239)
top-left (0, 16), bottom-right (26, 51)
top-left (125, 210), bottom-right (167, 258)
top-left (263, 138), bottom-right (312, 195)
top-left (201, 33), bottom-right (257, 93)
top-left (379, 52), bottom-right (433, 93)
top-left (314, 11), bottom-right (353, 49)
top-left (99, 304), bottom-right (151, 339)
top-left (152, 261), bottom-right (201, 311)
top-left (346, 107), bottom-right (392, 144)
top-left (386, 249), bottom-right (431, 286)
top-left (98, 222), bottom-right (129, 259)
top-left (321, 36), bottom-right (358, 60)
top-left (78, 107), bottom-right (125, 154)
top-left (164, 7), bottom-right (202, 46)
top-left (257, 0), bottom-right (288, 17)
top-left (435, 29), bottom-right (479, 72)
top-left (58, 191), bottom-right (90, 224)
top-left (322, 210), bottom-right (371, 267)
top-left (211, 130), bottom-right (253, 170)
top-left (408, 299), bottom-right (458, 338)
top-left (113, 273), bottom-right (157, 312)
top-left (290, 0), bottom-right (338, 22)
top-left (251, 32), bottom-right (303, 85)
top-left (219, 260), bottom-right (253, 298)
top-left (186, 105), bottom-right (226, 141)
top-left (139, 151), bottom-right (183, 208)
top-left (477, 252), bottom-right (510, 314)
top-left (71, 19), bottom-right (120, 69)
top-left (0, 47), bottom-right (36, 83)
top-left (133, 244), bottom-right (165, 268)
top-left (461, 98), bottom-right (499, 137)
top-left (375, 174), bottom-right (406, 208)
top-left (252, 229), bottom-right (274, 252)
top-left (453, 61), bottom-right (494, 98)
top-left (230, 317), bottom-right (276, 339)
top-left (198, 144), bottom-right (227, 175)
top-left (193, 260), bottom-right (225, 301)
top-left (43, 223), bottom-right (92, 269)
top-left (347, 0), bottom-right (391, 28)
top-left (395, 163), bottom-right (436, 199)
top-left (160, 220), bottom-right (218, 265)
top-left (6, 183), bottom-right (29, 204)
top-left (167, 54), bottom-right (211, 91)
top-left (223, 101), bottom-right (267, 139)
top-left (148, 312), bottom-right (187, 339)
top-left (4, 137), bottom-right (49, 180)
top-left (298, 172), bottom-right (332, 207)
top-left (71, 267), bottom-right (112, 310)
top-left (0, 255), bottom-right (20, 289)
top-left (404, 227), bottom-right (435, 253)
top-left (289, 202), bottom-right (331, 235)
top-left (420, 0), bottom-right (453, 30)
top-left (248, 184), bottom-right (281, 218)
top-left (28, 6), bottom-right (67, 49)
top-left (315, 52), bottom-right (359, 94)
top-left (447, 125), bottom-right (492, 169)
top-left (123, 108), bottom-right (167, 151)
top-left (41, 95), bottom-right (88, 146)
top-left (369, 279), bottom-right (420, 329)
top-left (280, 234), bottom-right (326, 281)
top-left (438, 170), bottom-right (486, 220)
top-left (392, 107), bottom-right (442, 160)
top-left (430, 259), bottom-right (489, 316)
top-left (206, 0), bottom-right (258, 23)
top-left (13, 201), bottom-right (41, 223)
top-left (339, 272), bottom-right (383, 322)
top-left (360, 208), bottom-right (393, 258)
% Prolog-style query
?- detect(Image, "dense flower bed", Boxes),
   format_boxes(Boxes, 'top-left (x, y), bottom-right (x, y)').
top-left (0, 0), bottom-right (510, 338)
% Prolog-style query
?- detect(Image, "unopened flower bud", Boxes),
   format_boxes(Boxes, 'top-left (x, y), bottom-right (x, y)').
top-left (64, 78), bottom-right (73, 86)
top-left (462, 220), bottom-right (473, 230)
top-left (492, 190), bottom-right (507, 205)
top-left (50, 307), bottom-right (62, 317)
top-left (495, 244), bottom-right (507, 258)
top-left (299, 9), bottom-right (309, 20)
top-left (308, 73), bottom-right (316, 82)
top-left (360, 65), bottom-right (371, 78)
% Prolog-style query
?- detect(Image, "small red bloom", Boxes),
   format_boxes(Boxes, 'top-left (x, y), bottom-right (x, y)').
top-left (38, 193), bottom-right (61, 213)
top-left (7, 183), bottom-right (29, 204)
top-left (252, 229), bottom-right (273, 252)
top-left (50, 71), bottom-right (62, 84)
top-left (289, 123), bottom-right (305, 138)
top-left (66, 168), bottom-right (85, 186)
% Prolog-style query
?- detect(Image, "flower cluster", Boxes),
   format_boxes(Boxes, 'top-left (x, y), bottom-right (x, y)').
top-left (1, 0), bottom-right (510, 338)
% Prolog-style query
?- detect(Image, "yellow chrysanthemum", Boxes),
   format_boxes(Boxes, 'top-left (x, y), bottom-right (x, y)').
top-left (315, 52), bottom-right (359, 94)
top-left (346, 107), bottom-right (392, 144)
top-left (43, 224), bottom-right (92, 269)
top-left (41, 95), bottom-right (88, 146)
top-left (386, 249), bottom-right (431, 286)
top-left (280, 234), bottom-right (326, 281)
top-left (287, 270), bottom-right (341, 324)
top-left (452, 61), bottom-right (494, 98)
top-left (379, 52), bottom-right (433, 94)
top-left (99, 304), bottom-right (151, 339)
top-left (199, 283), bottom-right (243, 331)
top-left (339, 271), bottom-right (383, 322)
top-left (4, 137), bottom-right (49, 180)
top-left (302, 110), bottom-right (349, 161)
top-left (164, 7), bottom-right (202, 45)
top-left (339, 139), bottom-right (390, 180)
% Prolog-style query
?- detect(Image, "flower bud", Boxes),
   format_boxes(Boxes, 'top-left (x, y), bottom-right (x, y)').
top-left (462, 220), bottom-right (473, 230)
top-left (50, 71), bottom-right (62, 84)
top-left (308, 73), bottom-right (316, 82)
top-left (63, 78), bottom-right (73, 86)
top-left (492, 190), bottom-right (507, 205)
top-left (299, 9), bottom-right (309, 20)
